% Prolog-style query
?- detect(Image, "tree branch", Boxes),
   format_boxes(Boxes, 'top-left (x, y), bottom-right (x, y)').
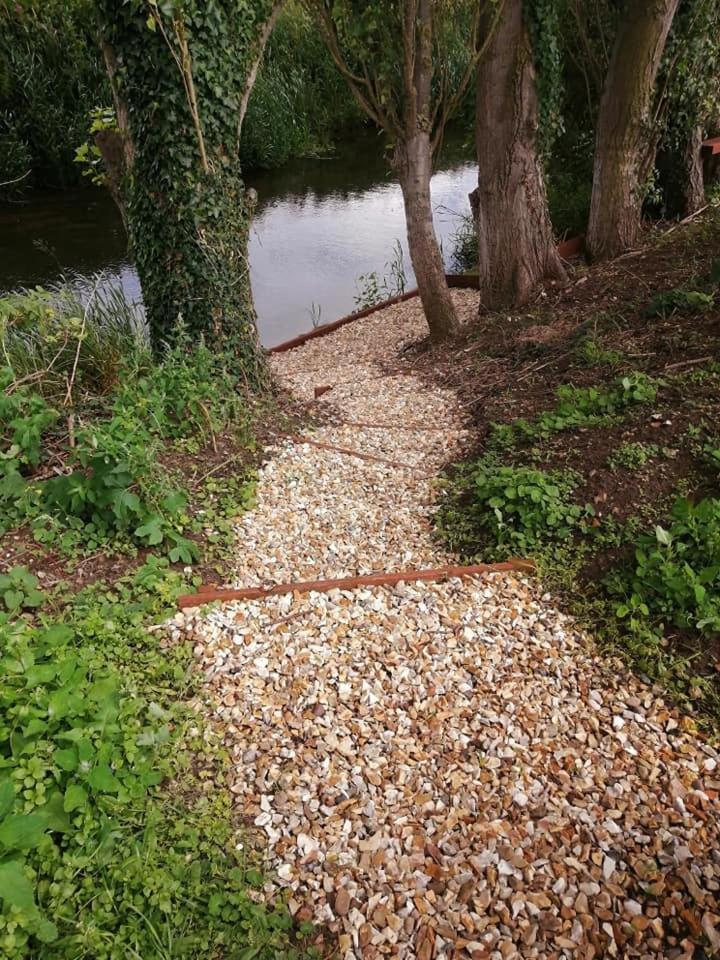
top-left (237, 0), bottom-right (287, 148)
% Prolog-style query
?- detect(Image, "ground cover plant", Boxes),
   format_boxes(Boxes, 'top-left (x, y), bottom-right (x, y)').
top-left (0, 280), bottom-right (317, 958)
top-left (430, 208), bottom-right (720, 727)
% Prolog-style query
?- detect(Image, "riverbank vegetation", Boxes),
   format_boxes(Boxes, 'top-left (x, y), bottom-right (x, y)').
top-left (430, 207), bottom-right (720, 727)
top-left (0, 0), bottom-right (362, 198)
top-left (0, 279), bottom-right (319, 958)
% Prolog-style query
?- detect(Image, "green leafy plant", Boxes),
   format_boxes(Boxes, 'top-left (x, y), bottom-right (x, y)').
top-left (0, 562), bottom-right (312, 959)
top-left (42, 417), bottom-right (198, 562)
top-left (607, 441), bottom-right (660, 471)
top-left (491, 373), bottom-right (661, 445)
top-left (574, 337), bottom-right (624, 368)
top-left (0, 367), bottom-right (57, 478)
top-left (612, 497), bottom-right (720, 636)
top-left (437, 460), bottom-right (586, 558)
top-left (354, 240), bottom-right (407, 310)
top-left (0, 567), bottom-right (44, 615)
top-left (646, 287), bottom-right (715, 317)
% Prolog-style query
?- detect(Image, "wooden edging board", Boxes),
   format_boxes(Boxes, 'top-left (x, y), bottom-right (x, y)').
top-left (267, 239), bottom-right (585, 356)
top-left (177, 559), bottom-right (535, 610)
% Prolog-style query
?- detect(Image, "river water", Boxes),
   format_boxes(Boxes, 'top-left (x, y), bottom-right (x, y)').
top-left (0, 134), bottom-right (476, 347)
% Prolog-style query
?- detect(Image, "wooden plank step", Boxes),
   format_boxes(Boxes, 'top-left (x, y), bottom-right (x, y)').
top-left (177, 559), bottom-right (535, 609)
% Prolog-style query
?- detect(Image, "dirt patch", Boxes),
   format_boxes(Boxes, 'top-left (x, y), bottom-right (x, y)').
top-left (0, 387), bottom-right (308, 596)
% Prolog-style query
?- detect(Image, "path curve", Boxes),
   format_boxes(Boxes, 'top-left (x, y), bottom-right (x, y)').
top-left (184, 292), bottom-right (720, 960)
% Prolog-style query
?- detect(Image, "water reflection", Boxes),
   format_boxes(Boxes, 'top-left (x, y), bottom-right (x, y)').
top-left (0, 133), bottom-right (476, 347)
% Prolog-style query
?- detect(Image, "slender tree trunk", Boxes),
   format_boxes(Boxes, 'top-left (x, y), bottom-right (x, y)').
top-left (587, 0), bottom-right (680, 261)
top-left (394, 132), bottom-right (460, 342)
top-left (683, 125), bottom-right (705, 216)
top-left (472, 0), bottom-right (566, 311)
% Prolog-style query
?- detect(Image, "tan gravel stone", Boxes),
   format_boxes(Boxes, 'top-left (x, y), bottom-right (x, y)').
top-left (180, 292), bottom-right (720, 958)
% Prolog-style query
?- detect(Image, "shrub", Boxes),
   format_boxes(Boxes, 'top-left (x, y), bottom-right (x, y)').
top-left (0, 0), bottom-right (109, 195)
top-left (0, 564), bottom-right (307, 958)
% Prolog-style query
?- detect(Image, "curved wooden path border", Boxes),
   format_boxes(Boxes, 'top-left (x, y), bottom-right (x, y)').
top-left (268, 236), bottom-right (584, 355)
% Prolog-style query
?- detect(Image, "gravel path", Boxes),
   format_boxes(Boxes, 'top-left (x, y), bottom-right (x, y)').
top-left (184, 293), bottom-right (720, 959)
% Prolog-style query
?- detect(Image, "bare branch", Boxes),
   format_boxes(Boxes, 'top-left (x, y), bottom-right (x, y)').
top-left (431, 0), bottom-right (506, 155)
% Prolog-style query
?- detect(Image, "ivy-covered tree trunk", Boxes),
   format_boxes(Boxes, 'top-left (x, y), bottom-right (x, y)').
top-left (472, 0), bottom-right (566, 310)
top-left (394, 133), bottom-right (460, 342)
top-left (587, 0), bottom-right (680, 261)
top-left (96, 1), bottom-right (276, 378)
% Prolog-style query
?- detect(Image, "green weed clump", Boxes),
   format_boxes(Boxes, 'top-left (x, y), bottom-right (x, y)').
top-left (437, 460), bottom-right (585, 559)
top-left (490, 373), bottom-right (660, 447)
top-left (607, 442), bottom-right (660, 471)
top-left (646, 287), bottom-right (715, 318)
top-left (0, 280), bottom-right (313, 957)
top-left (0, 284), bottom-right (255, 560)
top-left (611, 498), bottom-right (720, 637)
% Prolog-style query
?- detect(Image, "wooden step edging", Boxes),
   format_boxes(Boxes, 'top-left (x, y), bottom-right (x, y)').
top-left (177, 560), bottom-right (535, 610)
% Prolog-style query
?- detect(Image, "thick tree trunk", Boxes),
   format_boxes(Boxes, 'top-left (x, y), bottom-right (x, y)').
top-left (96, 1), bottom-right (271, 379)
top-left (472, 0), bottom-right (566, 311)
top-left (394, 132), bottom-right (460, 343)
top-left (587, 0), bottom-right (680, 261)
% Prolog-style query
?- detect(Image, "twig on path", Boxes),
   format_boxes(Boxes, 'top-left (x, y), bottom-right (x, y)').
top-left (663, 355), bottom-right (712, 372)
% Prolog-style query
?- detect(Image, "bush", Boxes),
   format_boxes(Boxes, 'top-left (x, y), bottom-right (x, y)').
top-left (0, 564), bottom-right (308, 959)
top-left (613, 498), bottom-right (720, 636)
top-left (0, 0), bottom-right (108, 195)
top-left (0, 282), bottom-right (252, 559)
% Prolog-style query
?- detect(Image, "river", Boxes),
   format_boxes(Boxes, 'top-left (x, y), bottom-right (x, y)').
top-left (0, 134), bottom-right (476, 347)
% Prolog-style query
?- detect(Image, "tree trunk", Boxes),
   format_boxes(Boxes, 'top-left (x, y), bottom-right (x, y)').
top-left (587, 0), bottom-right (680, 261)
top-left (683, 125), bottom-right (705, 217)
top-left (394, 132), bottom-right (460, 343)
top-left (96, 1), bottom-right (271, 380)
top-left (472, 0), bottom-right (566, 311)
